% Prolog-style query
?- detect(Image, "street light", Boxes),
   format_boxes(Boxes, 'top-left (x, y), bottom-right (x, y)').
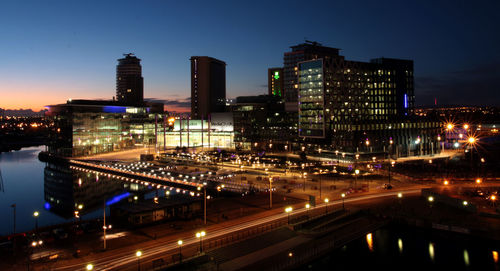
top-left (354, 169), bottom-right (360, 189)
top-left (177, 240), bottom-right (183, 263)
top-left (305, 204), bottom-right (311, 220)
top-left (324, 198), bottom-right (329, 214)
top-left (269, 177), bottom-right (273, 209)
top-left (136, 250), bottom-right (142, 271)
top-left (33, 211), bottom-right (39, 232)
top-left (86, 264), bottom-right (94, 270)
top-left (285, 207), bottom-right (293, 224)
top-left (196, 231), bottom-right (206, 253)
top-left (341, 193), bottom-right (345, 210)
top-left (102, 224), bottom-right (112, 250)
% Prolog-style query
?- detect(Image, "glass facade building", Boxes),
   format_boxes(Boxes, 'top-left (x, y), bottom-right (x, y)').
top-left (46, 101), bottom-right (234, 157)
top-left (298, 59), bottom-right (325, 138)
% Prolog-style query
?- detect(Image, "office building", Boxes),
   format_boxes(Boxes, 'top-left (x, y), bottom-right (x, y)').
top-left (287, 42), bottom-right (441, 156)
top-left (283, 41), bottom-right (341, 111)
top-left (116, 53), bottom-right (144, 105)
top-left (268, 67), bottom-right (284, 98)
top-left (190, 56), bottom-right (226, 119)
top-left (231, 95), bottom-right (298, 150)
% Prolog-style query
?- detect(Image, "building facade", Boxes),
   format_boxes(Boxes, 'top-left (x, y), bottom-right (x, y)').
top-left (285, 43), bottom-right (440, 156)
top-left (45, 100), bottom-right (165, 157)
top-left (231, 95), bottom-right (298, 151)
top-left (283, 41), bottom-right (341, 111)
top-left (268, 67), bottom-right (284, 98)
top-left (116, 53), bottom-right (144, 105)
top-left (190, 56), bottom-right (227, 119)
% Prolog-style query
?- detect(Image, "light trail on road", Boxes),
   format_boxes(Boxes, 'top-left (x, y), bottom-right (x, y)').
top-left (51, 188), bottom-right (422, 270)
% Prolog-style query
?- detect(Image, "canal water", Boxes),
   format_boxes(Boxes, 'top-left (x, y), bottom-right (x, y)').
top-left (301, 225), bottom-right (500, 270)
top-left (0, 146), bottom-right (163, 236)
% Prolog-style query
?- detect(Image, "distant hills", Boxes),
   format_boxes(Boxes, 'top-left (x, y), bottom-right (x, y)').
top-left (0, 108), bottom-right (47, 117)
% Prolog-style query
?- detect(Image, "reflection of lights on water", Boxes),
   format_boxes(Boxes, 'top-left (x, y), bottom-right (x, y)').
top-left (366, 233), bottom-right (373, 252)
top-left (493, 251), bottom-right (498, 263)
top-left (398, 238), bottom-right (403, 254)
top-left (428, 243), bottom-right (435, 262)
top-left (464, 249), bottom-right (470, 266)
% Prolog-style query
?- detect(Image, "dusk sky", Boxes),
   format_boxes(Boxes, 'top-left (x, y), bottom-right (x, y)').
top-left (1, 0), bottom-right (499, 112)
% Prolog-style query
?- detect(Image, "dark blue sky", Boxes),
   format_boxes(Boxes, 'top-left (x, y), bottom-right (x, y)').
top-left (1, 0), bottom-right (499, 111)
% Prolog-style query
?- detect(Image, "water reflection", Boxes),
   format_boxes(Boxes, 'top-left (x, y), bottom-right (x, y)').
top-left (397, 238), bottom-right (403, 254)
top-left (464, 249), bottom-right (470, 266)
top-left (44, 162), bottom-right (125, 219)
top-left (365, 233), bottom-right (373, 252)
top-left (429, 242), bottom-right (435, 262)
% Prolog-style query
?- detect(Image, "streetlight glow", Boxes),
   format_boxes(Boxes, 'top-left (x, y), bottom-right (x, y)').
top-left (86, 264), bottom-right (94, 270)
top-left (428, 196), bottom-right (434, 202)
top-left (33, 211), bottom-right (39, 217)
top-left (468, 137), bottom-right (476, 144)
top-left (136, 250), bottom-right (142, 257)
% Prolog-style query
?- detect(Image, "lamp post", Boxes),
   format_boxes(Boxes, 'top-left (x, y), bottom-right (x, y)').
top-left (196, 231), bottom-right (206, 253)
top-left (103, 224), bottom-right (112, 250)
top-left (319, 169), bottom-right (322, 199)
top-left (177, 240), bottom-right (183, 263)
top-left (341, 193), bottom-right (345, 210)
top-left (269, 177), bottom-right (273, 209)
top-left (324, 198), bottom-right (329, 214)
top-left (354, 169), bottom-right (360, 190)
top-left (305, 204), bottom-right (310, 220)
top-left (86, 264), bottom-right (94, 270)
top-left (33, 211), bottom-right (39, 232)
top-left (136, 250), bottom-right (142, 271)
top-left (285, 207), bottom-right (293, 224)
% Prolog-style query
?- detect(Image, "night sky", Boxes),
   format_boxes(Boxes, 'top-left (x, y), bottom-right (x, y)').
top-left (1, 0), bottom-right (499, 112)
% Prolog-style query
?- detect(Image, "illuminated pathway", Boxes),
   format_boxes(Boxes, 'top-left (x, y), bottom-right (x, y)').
top-left (50, 188), bottom-right (421, 271)
top-left (70, 159), bottom-right (203, 192)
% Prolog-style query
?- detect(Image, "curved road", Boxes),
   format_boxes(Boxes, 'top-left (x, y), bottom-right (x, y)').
top-left (51, 188), bottom-right (421, 270)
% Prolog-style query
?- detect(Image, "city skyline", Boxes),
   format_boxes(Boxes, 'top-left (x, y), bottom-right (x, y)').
top-left (1, 0), bottom-right (499, 112)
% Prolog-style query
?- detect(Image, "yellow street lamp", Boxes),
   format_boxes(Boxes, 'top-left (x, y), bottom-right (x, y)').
top-left (428, 196), bottom-right (434, 202)
top-left (136, 250), bottom-right (142, 271)
top-left (464, 124), bottom-right (469, 130)
top-left (397, 193), bottom-right (403, 198)
top-left (468, 137), bottom-right (476, 144)
top-left (285, 207), bottom-right (293, 224)
top-left (196, 231), bottom-right (206, 253)
top-left (33, 211), bottom-right (39, 231)
top-left (324, 198), bottom-right (329, 214)
top-left (177, 240), bottom-right (183, 263)
top-left (86, 264), bottom-right (94, 270)
top-left (305, 203), bottom-right (311, 219)
top-left (341, 193), bottom-right (346, 209)
top-left (446, 123), bottom-right (454, 130)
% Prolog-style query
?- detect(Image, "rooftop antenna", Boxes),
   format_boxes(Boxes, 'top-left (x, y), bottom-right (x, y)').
top-left (123, 53), bottom-right (135, 57)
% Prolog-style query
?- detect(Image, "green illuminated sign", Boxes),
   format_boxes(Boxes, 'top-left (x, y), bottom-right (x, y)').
top-left (274, 71), bottom-right (279, 80)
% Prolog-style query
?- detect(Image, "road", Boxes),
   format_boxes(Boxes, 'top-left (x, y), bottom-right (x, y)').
top-left (49, 188), bottom-right (421, 271)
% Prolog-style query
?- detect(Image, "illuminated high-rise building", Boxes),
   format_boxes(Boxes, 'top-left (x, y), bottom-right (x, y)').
top-left (268, 67), bottom-right (284, 97)
top-left (284, 41), bottom-right (340, 111)
top-left (190, 56), bottom-right (226, 119)
top-left (116, 53), bottom-right (143, 105)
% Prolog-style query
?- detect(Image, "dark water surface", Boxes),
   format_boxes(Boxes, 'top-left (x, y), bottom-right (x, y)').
top-left (302, 225), bottom-right (500, 270)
